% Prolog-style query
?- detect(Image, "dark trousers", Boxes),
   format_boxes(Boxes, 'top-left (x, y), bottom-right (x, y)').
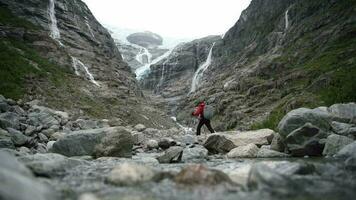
top-left (196, 117), bottom-right (215, 135)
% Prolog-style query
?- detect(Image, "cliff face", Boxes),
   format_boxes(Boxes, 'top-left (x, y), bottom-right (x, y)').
top-left (143, 0), bottom-right (355, 131)
top-left (141, 35), bottom-right (221, 98)
top-left (0, 0), bottom-right (175, 128)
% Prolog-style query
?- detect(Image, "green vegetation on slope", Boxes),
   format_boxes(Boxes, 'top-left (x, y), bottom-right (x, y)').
top-left (0, 7), bottom-right (38, 29)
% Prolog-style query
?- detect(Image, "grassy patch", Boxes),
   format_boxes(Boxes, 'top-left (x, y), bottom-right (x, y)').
top-left (251, 108), bottom-right (285, 131)
top-left (0, 39), bottom-right (70, 100)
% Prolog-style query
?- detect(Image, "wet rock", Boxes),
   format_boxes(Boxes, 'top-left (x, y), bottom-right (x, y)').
top-left (94, 127), bottom-right (133, 158)
top-left (107, 162), bottom-right (155, 186)
top-left (256, 148), bottom-right (289, 158)
top-left (18, 153), bottom-right (83, 177)
top-left (270, 132), bottom-right (285, 152)
top-left (179, 134), bottom-right (198, 145)
top-left (134, 124), bottom-right (146, 132)
top-left (158, 137), bottom-right (176, 150)
top-left (284, 123), bottom-right (327, 156)
top-left (331, 121), bottom-right (356, 137)
top-left (174, 164), bottom-right (232, 185)
top-left (7, 128), bottom-right (29, 146)
top-left (146, 139), bottom-right (159, 150)
top-left (0, 112), bottom-right (20, 130)
top-left (204, 129), bottom-right (274, 154)
top-left (51, 127), bottom-right (133, 158)
top-left (0, 151), bottom-right (59, 200)
top-left (227, 143), bottom-right (259, 158)
top-left (182, 145), bottom-right (208, 162)
top-left (322, 134), bottom-right (353, 156)
top-left (46, 141), bottom-right (55, 151)
top-left (247, 163), bottom-right (300, 195)
top-left (157, 146), bottom-right (183, 163)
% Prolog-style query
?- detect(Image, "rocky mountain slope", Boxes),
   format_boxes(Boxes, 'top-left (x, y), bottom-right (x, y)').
top-left (0, 0), bottom-right (175, 128)
top-left (141, 0), bottom-right (356, 131)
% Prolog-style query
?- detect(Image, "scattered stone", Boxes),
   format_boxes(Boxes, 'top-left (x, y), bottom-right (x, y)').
top-left (0, 112), bottom-right (20, 130)
top-left (25, 125), bottom-right (37, 136)
top-left (18, 146), bottom-right (31, 154)
top-left (227, 143), bottom-right (259, 158)
top-left (157, 146), bottom-right (183, 163)
top-left (284, 123), bottom-right (327, 156)
top-left (256, 148), bottom-right (290, 158)
top-left (270, 132), bottom-right (285, 152)
top-left (50, 132), bottom-right (66, 140)
top-left (182, 145), bottom-right (208, 162)
top-left (38, 133), bottom-right (49, 143)
top-left (36, 143), bottom-right (48, 153)
top-left (146, 139), bottom-right (159, 150)
top-left (134, 124), bottom-right (146, 132)
top-left (322, 134), bottom-right (353, 156)
top-left (174, 164), bottom-right (232, 185)
top-left (107, 162), bottom-right (155, 186)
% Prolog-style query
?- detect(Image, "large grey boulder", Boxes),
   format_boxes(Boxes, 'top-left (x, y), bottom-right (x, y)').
top-left (51, 127), bottom-right (133, 158)
top-left (182, 145), bottom-right (208, 162)
top-left (0, 151), bottom-right (59, 200)
top-left (0, 129), bottom-right (15, 149)
top-left (227, 143), bottom-right (259, 158)
top-left (322, 134), bottom-right (353, 156)
top-left (331, 121), bottom-right (356, 137)
top-left (157, 146), bottom-right (183, 163)
top-left (204, 129), bottom-right (274, 154)
top-left (270, 132), bottom-right (285, 152)
top-left (18, 153), bottom-right (83, 177)
top-left (335, 141), bottom-right (356, 159)
top-left (328, 103), bottom-right (356, 124)
top-left (284, 123), bottom-right (327, 156)
top-left (0, 112), bottom-right (20, 130)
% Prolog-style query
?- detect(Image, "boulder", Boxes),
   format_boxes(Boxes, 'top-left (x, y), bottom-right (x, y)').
top-left (0, 151), bottom-right (59, 200)
top-left (227, 143), bottom-right (259, 158)
top-left (174, 164), bottom-right (232, 185)
top-left (335, 141), bottom-right (356, 159)
top-left (204, 129), bottom-right (274, 154)
top-left (278, 107), bottom-right (332, 138)
top-left (107, 162), bottom-right (155, 186)
top-left (134, 124), bottom-right (146, 132)
top-left (0, 102), bottom-right (11, 112)
top-left (178, 134), bottom-right (198, 145)
top-left (322, 134), bottom-right (353, 156)
top-left (328, 103), bottom-right (356, 123)
top-left (27, 107), bottom-right (60, 129)
top-left (284, 123), bottom-right (327, 156)
top-left (132, 132), bottom-right (145, 144)
top-left (7, 128), bottom-right (29, 146)
top-left (270, 132), bottom-right (285, 152)
top-left (158, 137), bottom-right (176, 150)
top-left (94, 127), bottom-right (134, 158)
top-left (157, 146), bottom-right (183, 163)
top-left (182, 145), bottom-right (208, 162)
top-left (0, 139), bottom-right (15, 149)
top-left (51, 127), bottom-right (133, 158)
top-left (331, 121), bottom-right (356, 137)
top-left (146, 139), bottom-right (159, 150)
top-left (0, 112), bottom-right (20, 130)
top-left (18, 153), bottom-right (83, 177)
top-left (256, 148), bottom-right (289, 158)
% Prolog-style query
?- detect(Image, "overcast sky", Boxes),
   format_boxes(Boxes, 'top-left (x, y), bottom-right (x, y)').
top-left (82, 0), bottom-right (251, 38)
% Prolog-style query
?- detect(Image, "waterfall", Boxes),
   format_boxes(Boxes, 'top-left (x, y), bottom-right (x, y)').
top-left (135, 47), bottom-right (152, 65)
top-left (190, 42), bottom-right (215, 93)
top-left (135, 49), bottom-right (172, 80)
top-left (285, 9), bottom-right (290, 30)
top-left (48, 0), bottom-right (63, 46)
top-left (71, 57), bottom-right (100, 87)
top-left (86, 20), bottom-right (96, 39)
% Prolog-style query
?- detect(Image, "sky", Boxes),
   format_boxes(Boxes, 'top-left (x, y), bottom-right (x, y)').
top-left (82, 0), bottom-right (251, 38)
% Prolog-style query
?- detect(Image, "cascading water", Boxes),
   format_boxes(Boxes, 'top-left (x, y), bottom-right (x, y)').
top-left (86, 20), bottom-right (96, 39)
top-left (71, 57), bottom-right (100, 87)
top-left (135, 49), bottom-right (172, 80)
top-left (190, 43), bottom-right (215, 93)
top-left (48, 0), bottom-right (63, 46)
top-left (285, 9), bottom-right (290, 30)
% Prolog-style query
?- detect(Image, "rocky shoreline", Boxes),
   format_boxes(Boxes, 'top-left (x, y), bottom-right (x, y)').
top-left (1, 94), bottom-right (356, 200)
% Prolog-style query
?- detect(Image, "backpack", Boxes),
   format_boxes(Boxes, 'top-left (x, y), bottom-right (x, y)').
top-left (203, 105), bottom-right (214, 120)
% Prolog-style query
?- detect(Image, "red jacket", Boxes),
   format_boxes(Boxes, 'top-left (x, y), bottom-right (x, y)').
top-left (192, 102), bottom-right (205, 117)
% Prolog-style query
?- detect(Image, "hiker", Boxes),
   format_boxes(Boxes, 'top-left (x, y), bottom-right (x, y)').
top-left (192, 101), bottom-right (215, 135)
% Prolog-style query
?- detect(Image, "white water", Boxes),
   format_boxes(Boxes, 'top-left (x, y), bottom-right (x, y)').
top-left (86, 20), bottom-right (96, 39)
top-left (190, 43), bottom-right (215, 93)
top-left (135, 47), bottom-right (152, 65)
top-left (171, 116), bottom-right (193, 134)
top-left (285, 9), bottom-right (290, 30)
top-left (71, 57), bottom-right (100, 87)
top-left (48, 0), bottom-right (63, 46)
top-left (135, 49), bottom-right (173, 80)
